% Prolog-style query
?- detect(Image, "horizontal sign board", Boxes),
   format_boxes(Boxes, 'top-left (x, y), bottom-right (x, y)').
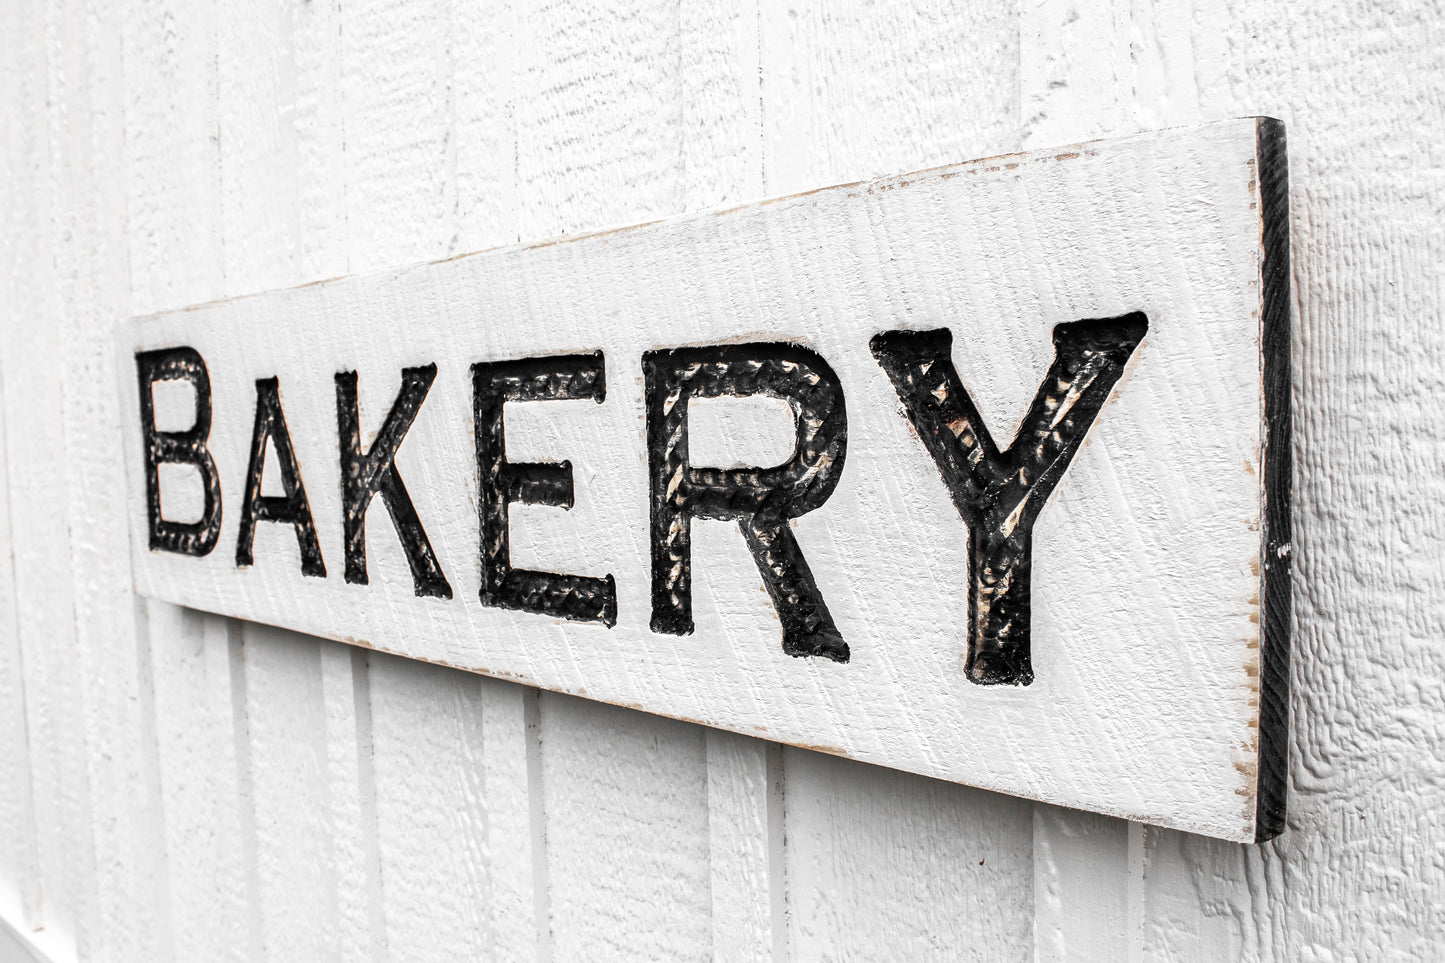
top-left (118, 118), bottom-right (1291, 842)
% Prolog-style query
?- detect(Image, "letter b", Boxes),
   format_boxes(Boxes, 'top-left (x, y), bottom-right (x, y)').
top-left (135, 346), bottom-right (223, 556)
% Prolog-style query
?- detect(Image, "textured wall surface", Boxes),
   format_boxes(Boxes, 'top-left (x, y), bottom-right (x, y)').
top-left (0, 0), bottom-right (1441, 960)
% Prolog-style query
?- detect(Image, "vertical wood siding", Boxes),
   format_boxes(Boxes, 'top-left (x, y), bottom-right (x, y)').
top-left (1, 0), bottom-right (1442, 959)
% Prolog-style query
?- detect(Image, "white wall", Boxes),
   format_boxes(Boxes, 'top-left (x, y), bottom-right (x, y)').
top-left (0, 0), bottom-right (1440, 960)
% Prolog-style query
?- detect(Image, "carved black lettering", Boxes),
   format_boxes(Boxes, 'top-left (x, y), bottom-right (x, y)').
top-left (335, 364), bottom-right (453, 598)
top-left (472, 353), bottom-right (617, 626)
top-left (135, 346), bottom-right (223, 556)
top-left (870, 313), bottom-right (1147, 685)
top-left (236, 377), bottom-right (326, 576)
top-left (643, 344), bottom-right (849, 661)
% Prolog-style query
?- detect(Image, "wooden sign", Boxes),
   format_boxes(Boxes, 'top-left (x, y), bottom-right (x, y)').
top-left (117, 118), bottom-right (1291, 843)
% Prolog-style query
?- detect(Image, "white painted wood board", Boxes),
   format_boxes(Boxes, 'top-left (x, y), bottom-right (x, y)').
top-left (115, 118), bottom-right (1287, 843)
top-left (15, 0), bottom-right (1445, 954)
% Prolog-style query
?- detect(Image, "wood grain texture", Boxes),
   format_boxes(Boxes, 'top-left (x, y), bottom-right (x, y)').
top-left (541, 695), bottom-right (711, 961)
top-left (681, 0), bottom-right (762, 210)
top-left (784, 747), bottom-right (1034, 961)
top-left (368, 654), bottom-right (491, 960)
top-left (704, 730), bottom-right (783, 963)
top-left (317, 641), bottom-right (384, 963)
top-left (0, 344), bottom-right (39, 929)
top-left (1031, 804), bottom-right (1128, 963)
top-left (3, 0), bottom-right (1444, 958)
top-left (759, 0), bottom-right (1019, 195)
top-left (241, 624), bottom-right (352, 959)
top-left (514, 0), bottom-right (685, 240)
top-left (479, 678), bottom-right (547, 963)
top-left (0, 0), bottom-right (44, 932)
top-left (145, 606), bottom-right (250, 962)
top-left (2, 1), bottom-right (108, 954)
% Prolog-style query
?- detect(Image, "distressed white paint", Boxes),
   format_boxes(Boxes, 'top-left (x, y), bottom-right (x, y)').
top-left (2, 0), bottom-right (1443, 960)
top-left (119, 120), bottom-right (1274, 842)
